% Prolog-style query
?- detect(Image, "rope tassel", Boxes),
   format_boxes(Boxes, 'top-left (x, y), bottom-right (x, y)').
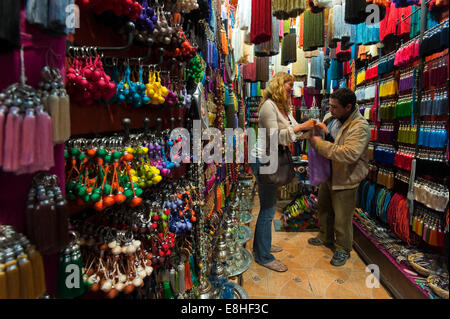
top-left (17, 254), bottom-right (35, 299)
top-left (26, 246), bottom-right (46, 298)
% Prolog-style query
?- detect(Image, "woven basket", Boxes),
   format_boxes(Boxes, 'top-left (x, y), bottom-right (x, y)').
top-left (408, 253), bottom-right (432, 276)
top-left (427, 275), bottom-right (449, 299)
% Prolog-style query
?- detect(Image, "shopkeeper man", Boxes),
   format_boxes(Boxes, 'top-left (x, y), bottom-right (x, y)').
top-left (308, 88), bottom-right (371, 266)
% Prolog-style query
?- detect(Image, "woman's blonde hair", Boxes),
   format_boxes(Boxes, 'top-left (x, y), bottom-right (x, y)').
top-left (259, 72), bottom-right (293, 114)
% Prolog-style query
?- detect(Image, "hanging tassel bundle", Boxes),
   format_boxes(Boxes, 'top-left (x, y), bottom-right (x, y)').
top-left (25, 174), bottom-right (70, 255)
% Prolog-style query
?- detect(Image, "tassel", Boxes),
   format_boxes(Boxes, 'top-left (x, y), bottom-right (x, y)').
top-left (58, 94), bottom-right (71, 143)
top-left (11, 110), bottom-right (23, 172)
top-left (0, 263), bottom-right (8, 299)
top-left (17, 254), bottom-right (35, 299)
top-left (183, 259), bottom-right (193, 291)
top-left (189, 254), bottom-right (198, 286)
top-left (43, 110), bottom-right (55, 170)
top-left (163, 281), bottom-right (174, 299)
top-left (19, 109), bottom-right (36, 168)
top-left (0, 105), bottom-right (6, 168)
top-left (47, 94), bottom-right (60, 144)
top-left (5, 260), bottom-right (21, 299)
top-left (178, 263), bottom-right (186, 294)
top-left (169, 268), bottom-right (177, 295)
top-left (2, 107), bottom-right (19, 172)
top-left (55, 197), bottom-right (70, 250)
top-left (26, 245), bottom-right (46, 298)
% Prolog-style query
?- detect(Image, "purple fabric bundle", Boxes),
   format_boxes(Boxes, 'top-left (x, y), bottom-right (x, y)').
top-left (308, 144), bottom-right (330, 186)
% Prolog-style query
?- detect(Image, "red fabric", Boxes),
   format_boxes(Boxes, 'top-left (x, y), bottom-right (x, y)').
top-left (242, 61), bottom-right (257, 81)
top-left (336, 42), bottom-right (351, 62)
top-left (380, 1), bottom-right (412, 42)
top-left (250, 0), bottom-right (272, 45)
top-left (343, 61), bottom-right (351, 76)
top-left (366, 65), bottom-right (378, 81)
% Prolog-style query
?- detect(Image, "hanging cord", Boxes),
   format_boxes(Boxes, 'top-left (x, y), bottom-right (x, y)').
top-left (20, 45), bottom-right (27, 85)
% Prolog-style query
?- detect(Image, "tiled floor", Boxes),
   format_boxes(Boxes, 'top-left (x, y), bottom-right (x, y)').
top-left (241, 194), bottom-right (393, 299)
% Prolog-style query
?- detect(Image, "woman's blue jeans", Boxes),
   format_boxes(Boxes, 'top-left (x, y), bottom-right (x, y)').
top-left (250, 160), bottom-right (278, 264)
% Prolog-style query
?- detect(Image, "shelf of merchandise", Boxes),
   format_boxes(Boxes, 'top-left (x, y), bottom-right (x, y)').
top-left (352, 220), bottom-right (429, 299)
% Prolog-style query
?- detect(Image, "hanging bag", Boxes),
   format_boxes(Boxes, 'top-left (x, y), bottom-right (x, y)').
top-left (258, 145), bottom-right (296, 187)
top-left (308, 97), bottom-right (331, 186)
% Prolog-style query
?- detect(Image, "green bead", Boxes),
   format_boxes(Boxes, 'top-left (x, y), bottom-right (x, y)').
top-left (135, 188), bottom-right (143, 197)
top-left (74, 184), bottom-right (82, 192)
top-left (83, 194), bottom-right (90, 203)
top-left (70, 148), bottom-right (81, 156)
top-left (67, 193), bottom-right (76, 201)
top-left (64, 151), bottom-right (69, 158)
top-left (90, 193), bottom-right (101, 202)
top-left (161, 214), bottom-right (168, 221)
top-left (104, 155), bottom-right (112, 163)
top-left (97, 148), bottom-right (107, 157)
top-left (78, 187), bottom-right (87, 197)
top-left (93, 187), bottom-right (102, 194)
top-left (112, 151), bottom-right (122, 160)
top-left (79, 153), bottom-right (86, 162)
top-left (124, 189), bottom-right (133, 198)
top-left (125, 183), bottom-right (131, 189)
top-left (103, 184), bottom-right (111, 195)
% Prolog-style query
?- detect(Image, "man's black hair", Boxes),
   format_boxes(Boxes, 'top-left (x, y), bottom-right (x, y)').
top-left (330, 88), bottom-right (356, 110)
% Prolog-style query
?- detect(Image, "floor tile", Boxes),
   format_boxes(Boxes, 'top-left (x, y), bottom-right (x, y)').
top-left (242, 194), bottom-right (392, 299)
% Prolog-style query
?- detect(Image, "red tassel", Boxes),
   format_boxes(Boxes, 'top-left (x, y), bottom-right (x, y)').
top-left (184, 259), bottom-right (193, 290)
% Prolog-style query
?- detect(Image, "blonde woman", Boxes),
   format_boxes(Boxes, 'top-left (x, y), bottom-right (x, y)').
top-left (250, 72), bottom-right (316, 272)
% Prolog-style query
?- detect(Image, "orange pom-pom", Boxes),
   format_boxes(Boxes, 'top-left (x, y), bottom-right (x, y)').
top-left (103, 195), bottom-right (115, 207)
top-left (93, 200), bottom-right (105, 211)
top-left (123, 153), bottom-right (134, 162)
top-left (129, 197), bottom-right (143, 207)
top-left (87, 149), bottom-right (97, 157)
top-left (114, 194), bottom-right (127, 204)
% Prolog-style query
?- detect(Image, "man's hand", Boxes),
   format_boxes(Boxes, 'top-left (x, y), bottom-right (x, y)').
top-left (309, 135), bottom-right (323, 146)
top-left (315, 122), bottom-right (329, 135)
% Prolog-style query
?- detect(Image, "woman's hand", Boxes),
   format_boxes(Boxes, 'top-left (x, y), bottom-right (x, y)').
top-left (294, 119), bottom-right (316, 133)
top-left (315, 122), bottom-right (329, 135)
